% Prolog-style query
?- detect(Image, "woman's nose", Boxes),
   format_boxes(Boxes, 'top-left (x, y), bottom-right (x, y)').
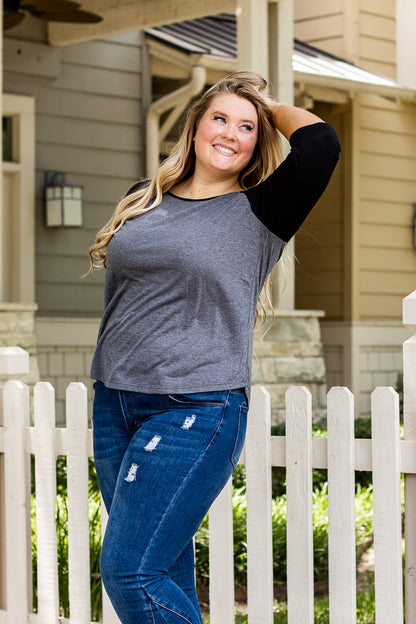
top-left (220, 126), bottom-right (237, 139)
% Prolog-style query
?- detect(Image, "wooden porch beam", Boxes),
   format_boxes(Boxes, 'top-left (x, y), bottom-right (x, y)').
top-left (48, 0), bottom-right (237, 46)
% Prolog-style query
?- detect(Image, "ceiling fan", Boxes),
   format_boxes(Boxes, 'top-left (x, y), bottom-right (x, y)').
top-left (4, 0), bottom-right (103, 30)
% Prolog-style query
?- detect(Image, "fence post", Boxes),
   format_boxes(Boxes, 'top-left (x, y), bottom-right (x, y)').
top-left (246, 385), bottom-right (273, 624)
top-left (0, 347), bottom-right (31, 622)
top-left (403, 290), bottom-right (416, 622)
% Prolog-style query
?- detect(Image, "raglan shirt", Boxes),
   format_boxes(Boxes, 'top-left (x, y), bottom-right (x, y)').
top-left (90, 122), bottom-right (341, 399)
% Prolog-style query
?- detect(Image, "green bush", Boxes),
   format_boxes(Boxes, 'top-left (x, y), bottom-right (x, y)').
top-left (195, 479), bottom-right (374, 591)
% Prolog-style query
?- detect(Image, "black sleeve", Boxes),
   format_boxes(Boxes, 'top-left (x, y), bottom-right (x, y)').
top-left (244, 122), bottom-right (341, 242)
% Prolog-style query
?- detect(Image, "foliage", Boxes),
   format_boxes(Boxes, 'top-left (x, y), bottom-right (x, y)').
top-left (201, 586), bottom-right (377, 623)
top-left (31, 456), bottom-right (102, 621)
top-left (195, 480), bottom-right (374, 591)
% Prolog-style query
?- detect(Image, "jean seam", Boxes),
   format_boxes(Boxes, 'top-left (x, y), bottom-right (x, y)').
top-left (151, 598), bottom-right (194, 624)
top-left (139, 391), bottom-right (231, 575)
top-left (117, 390), bottom-right (130, 432)
top-left (204, 389), bottom-right (230, 453)
top-left (149, 599), bottom-right (157, 624)
top-left (230, 407), bottom-right (242, 468)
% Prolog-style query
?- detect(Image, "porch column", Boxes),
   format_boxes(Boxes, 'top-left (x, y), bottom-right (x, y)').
top-left (237, 0), bottom-right (295, 310)
top-left (268, 0), bottom-right (295, 310)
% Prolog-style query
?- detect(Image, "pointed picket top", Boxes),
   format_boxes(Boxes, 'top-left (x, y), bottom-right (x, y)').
top-left (34, 382), bottom-right (55, 428)
top-left (66, 382), bottom-right (88, 429)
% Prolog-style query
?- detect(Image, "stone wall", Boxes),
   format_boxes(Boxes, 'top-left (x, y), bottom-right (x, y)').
top-left (0, 303), bottom-right (38, 386)
top-left (252, 310), bottom-right (327, 425)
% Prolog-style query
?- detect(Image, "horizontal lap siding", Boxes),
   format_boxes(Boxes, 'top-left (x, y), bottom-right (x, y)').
top-left (295, 103), bottom-right (345, 320)
top-left (357, 94), bottom-right (416, 320)
top-left (358, 0), bottom-right (395, 77)
top-left (4, 31), bottom-right (148, 317)
top-left (294, 0), bottom-right (344, 58)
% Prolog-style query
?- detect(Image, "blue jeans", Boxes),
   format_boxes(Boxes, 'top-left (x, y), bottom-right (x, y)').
top-left (92, 382), bottom-right (248, 624)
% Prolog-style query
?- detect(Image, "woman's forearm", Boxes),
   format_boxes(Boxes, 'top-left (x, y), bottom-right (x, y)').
top-left (266, 99), bottom-right (324, 141)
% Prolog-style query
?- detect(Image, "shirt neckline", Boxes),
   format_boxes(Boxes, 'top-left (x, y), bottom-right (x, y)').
top-left (167, 190), bottom-right (242, 202)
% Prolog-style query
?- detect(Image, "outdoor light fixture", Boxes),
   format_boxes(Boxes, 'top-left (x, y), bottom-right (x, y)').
top-left (45, 172), bottom-right (83, 227)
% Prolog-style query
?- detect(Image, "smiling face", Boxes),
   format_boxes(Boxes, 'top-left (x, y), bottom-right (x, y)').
top-left (193, 93), bottom-right (259, 186)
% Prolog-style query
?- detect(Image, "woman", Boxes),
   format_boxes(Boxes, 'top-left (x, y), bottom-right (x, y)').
top-left (89, 71), bottom-right (340, 623)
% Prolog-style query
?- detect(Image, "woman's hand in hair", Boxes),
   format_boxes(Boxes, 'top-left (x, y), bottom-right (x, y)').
top-left (263, 97), bottom-right (324, 141)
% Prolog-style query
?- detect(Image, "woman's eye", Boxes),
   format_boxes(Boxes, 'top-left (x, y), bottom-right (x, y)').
top-left (241, 124), bottom-right (254, 132)
top-left (213, 115), bottom-right (226, 123)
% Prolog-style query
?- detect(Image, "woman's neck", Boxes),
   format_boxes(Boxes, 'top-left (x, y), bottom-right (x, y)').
top-left (171, 176), bottom-right (241, 200)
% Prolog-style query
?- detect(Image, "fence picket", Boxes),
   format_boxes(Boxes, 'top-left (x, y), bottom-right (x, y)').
top-left (66, 382), bottom-right (91, 623)
top-left (209, 478), bottom-right (235, 624)
top-left (285, 386), bottom-right (314, 624)
top-left (371, 387), bottom-right (403, 624)
top-left (33, 382), bottom-right (60, 622)
top-left (327, 387), bottom-right (356, 623)
top-left (246, 385), bottom-right (273, 624)
top-left (403, 290), bottom-right (416, 623)
top-left (4, 380), bottom-right (32, 624)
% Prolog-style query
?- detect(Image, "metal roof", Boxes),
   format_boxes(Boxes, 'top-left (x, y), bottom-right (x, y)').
top-left (146, 12), bottom-right (414, 99)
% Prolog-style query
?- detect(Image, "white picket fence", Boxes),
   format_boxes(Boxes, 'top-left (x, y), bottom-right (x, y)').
top-left (1, 289), bottom-right (416, 624)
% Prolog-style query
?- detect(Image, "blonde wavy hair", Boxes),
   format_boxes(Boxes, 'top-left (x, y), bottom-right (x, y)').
top-left (88, 71), bottom-right (283, 324)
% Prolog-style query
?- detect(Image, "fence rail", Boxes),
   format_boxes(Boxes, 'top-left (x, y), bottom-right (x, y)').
top-left (0, 289), bottom-right (415, 624)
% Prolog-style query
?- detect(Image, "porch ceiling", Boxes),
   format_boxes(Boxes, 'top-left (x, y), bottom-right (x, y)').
top-left (47, 0), bottom-right (237, 47)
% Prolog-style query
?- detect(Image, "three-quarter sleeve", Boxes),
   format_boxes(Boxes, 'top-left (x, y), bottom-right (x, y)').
top-left (244, 122), bottom-right (341, 242)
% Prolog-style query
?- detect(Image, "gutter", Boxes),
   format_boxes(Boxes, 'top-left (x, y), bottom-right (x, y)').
top-left (294, 70), bottom-right (416, 103)
top-left (146, 65), bottom-right (207, 177)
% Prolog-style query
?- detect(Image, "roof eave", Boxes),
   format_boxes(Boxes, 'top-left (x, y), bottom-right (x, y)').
top-left (294, 70), bottom-right (416, 103)
top-left (146, 36), bottom-right (416, 103)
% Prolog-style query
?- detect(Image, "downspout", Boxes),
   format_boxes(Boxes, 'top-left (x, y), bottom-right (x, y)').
top-left (146, 65), bottom-right (207, 177)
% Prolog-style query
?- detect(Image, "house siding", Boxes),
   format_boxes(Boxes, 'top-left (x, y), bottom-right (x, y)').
top-left (356, 93), bottom-right (416, 321)
top-left (4, 30), bottom-right (149, 317)
top-left (295, 102), bottom-right (346, 321)
top-left (295, 0), bottom-right (396, 78)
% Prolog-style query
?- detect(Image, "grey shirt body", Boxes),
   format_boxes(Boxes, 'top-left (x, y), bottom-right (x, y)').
top-left (90, 123), bottom-right (341, 397)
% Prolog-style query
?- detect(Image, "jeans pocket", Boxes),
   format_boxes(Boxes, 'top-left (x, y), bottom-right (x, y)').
top-left (168, 392), bottom-right (226, 407)
top-left (230, 403), bottom-right (248, 468)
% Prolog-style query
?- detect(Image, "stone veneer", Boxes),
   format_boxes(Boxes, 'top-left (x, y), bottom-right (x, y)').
top-left (252, 310), bottom-right (326, 425)
top-left (0, 303), bottom-right (39, 386)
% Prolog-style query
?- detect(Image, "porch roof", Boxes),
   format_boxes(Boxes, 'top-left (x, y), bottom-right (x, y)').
top-left (146, 12), bottom-right (416, 102)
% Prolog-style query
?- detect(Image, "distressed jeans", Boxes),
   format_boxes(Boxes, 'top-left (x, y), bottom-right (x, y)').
top-left (92, 382), bottom-right (248, 624)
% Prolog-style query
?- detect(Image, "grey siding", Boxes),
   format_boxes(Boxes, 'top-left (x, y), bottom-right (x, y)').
top-left (4, 30), bottom-right (150, 316)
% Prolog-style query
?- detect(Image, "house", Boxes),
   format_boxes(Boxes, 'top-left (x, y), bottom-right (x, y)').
top-left (2, 0), bottom-right (415, 423)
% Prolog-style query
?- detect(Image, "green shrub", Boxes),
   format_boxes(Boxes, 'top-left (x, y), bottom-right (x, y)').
top-left (195, 480), bottom-right (374, 591)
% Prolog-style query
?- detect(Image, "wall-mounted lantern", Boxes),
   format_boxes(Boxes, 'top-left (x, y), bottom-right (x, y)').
top-left (45, 172), bottom-right (83, 227)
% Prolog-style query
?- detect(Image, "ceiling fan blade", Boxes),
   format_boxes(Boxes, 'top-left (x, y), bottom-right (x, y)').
top-left (21, 0), bottom-right (81, 12)
top-left (3, 11), bottom-right (25, 29)
top-left (36, 9), bottom-right (102, 23)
